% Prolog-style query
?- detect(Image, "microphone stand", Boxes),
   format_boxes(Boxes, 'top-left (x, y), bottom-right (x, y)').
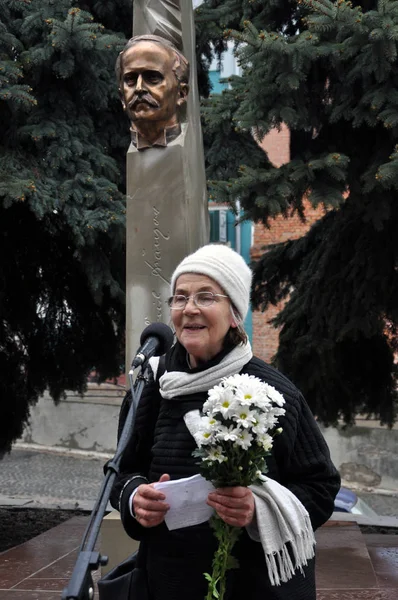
top-left (61, 361), bottom-right (150, 600)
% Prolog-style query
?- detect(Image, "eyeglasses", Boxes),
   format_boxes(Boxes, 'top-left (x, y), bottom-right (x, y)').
top-left (167, 292), bottom-right (229, 310)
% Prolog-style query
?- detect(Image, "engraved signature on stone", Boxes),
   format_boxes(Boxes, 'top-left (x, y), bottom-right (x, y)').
top-left (151, 291), bottom-right (163, 323)
top-left (143, 206), bottom-right (170, 322)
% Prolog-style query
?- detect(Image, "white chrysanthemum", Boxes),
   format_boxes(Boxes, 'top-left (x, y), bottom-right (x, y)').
top-left (200, 415), bottom-right (221, 431)
top-left (235, 429), bottom-right (253, 450)
top-left (215, 425), bottom-right (241, 442)
top-left (193, 429), bottom-right (214, 447)
top-left (233, 407), bottom-right (258, 429)
top-left (234, 377), bottom-right (271, 408)
top-left (263, 407), bottom-right (286, 428)
top-left (256, 432), bottom-right (273, 451)
top-left (220, 373), bottom-right (255, 388)
top-left (214, 391), bottom-right (240, 419)
top-left (252, 412), bottom-right (279, 433)
top-left (202, 396), bottom-right (220, 414)
top-left (263, 384), bottom-right (285, 407)
top-left (203, 382), bottom-right (229, 413)
top-left (250, 395), bottom-right (273, 410)
top-left (273, 406), bottom-right (286, 417)
top-left (203, 446), bottom-right (228, 463)
top-left (251, 416), bottom-right (267, 435)
top-left (208, 390), bottom-right (222, 403)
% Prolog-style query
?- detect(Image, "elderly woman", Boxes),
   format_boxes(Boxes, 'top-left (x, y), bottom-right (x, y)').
top-left (110, 243), bottom-right (340, 600)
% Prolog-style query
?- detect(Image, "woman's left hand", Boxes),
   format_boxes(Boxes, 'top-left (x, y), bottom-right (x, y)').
top-left (207, 486), bottom-right (255, 527)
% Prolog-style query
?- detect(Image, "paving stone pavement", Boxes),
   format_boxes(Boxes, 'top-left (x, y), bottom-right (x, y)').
top-left (0, 444), bottom-right (398, 516)
top-left (0, 446), bottom-right (109, 510)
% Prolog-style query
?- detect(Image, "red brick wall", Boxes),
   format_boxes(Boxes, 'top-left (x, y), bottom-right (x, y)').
top-left (251, 127), bottom-right (324, 363)
top-left (259, 124), bottom-right (290, 168)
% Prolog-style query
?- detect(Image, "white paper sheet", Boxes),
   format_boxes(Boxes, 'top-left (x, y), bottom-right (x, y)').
top-left (153, 473), bottom-right (215, 531)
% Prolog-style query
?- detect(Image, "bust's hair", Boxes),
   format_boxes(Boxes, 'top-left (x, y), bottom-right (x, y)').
top-left (116, 34), bottom-right (190, 88)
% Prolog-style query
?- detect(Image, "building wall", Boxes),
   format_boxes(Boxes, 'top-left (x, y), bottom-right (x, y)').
top-left (251, 126), bottom-right (324, 363)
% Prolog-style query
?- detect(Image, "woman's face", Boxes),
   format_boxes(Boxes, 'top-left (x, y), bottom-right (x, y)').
top-left (172, 273), bottom-right (237, 368)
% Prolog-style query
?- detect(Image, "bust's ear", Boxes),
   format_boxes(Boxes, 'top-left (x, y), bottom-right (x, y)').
top-left (176, 83), bottom-right (189, 107)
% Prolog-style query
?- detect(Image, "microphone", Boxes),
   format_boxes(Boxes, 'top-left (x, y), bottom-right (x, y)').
top-left (131, 323), bottom-right (174, 370)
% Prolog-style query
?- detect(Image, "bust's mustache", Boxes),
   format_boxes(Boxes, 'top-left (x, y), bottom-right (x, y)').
top-left (130, 93), bottom-right (160, 109)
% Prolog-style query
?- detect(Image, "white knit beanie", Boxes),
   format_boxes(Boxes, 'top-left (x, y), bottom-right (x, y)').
top-left (170, 244), bottom-right (252, 320)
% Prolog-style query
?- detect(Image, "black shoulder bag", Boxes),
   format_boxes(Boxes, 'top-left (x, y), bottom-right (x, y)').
top-left (97, 546), bottom-right (147, 600)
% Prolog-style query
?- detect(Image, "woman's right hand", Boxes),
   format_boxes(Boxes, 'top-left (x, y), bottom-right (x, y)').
top-left (133, 473), bottom-right (170, 528)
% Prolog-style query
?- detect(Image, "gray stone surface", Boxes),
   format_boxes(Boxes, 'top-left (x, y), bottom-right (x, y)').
top-left (0, 447), bottom-right (107, 510)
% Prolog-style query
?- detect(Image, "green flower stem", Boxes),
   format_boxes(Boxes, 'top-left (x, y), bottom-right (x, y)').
top-left (205, 517), bottom-right (242, 600)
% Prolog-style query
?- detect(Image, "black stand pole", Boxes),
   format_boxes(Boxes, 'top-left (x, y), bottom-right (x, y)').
top-left (61, 362), bottom-right (149, 600)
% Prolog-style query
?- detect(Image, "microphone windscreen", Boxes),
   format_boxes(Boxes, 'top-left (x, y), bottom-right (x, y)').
top-left (139, 322), bottom-right (174, 355)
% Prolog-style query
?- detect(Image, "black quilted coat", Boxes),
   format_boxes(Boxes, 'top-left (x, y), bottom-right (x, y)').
top-left (110, 342), bottom-right (340, 600)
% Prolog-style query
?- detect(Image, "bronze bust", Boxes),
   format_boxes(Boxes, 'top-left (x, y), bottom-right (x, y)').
top-left (116, 35), bottom-right (190, 150)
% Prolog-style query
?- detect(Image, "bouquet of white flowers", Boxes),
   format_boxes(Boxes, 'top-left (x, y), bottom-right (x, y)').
top-left (192, 373), bottom-right (286, 600)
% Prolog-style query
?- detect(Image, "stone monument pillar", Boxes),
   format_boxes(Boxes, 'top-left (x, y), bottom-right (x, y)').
top-left (124, 0), bottom-right (209, 371)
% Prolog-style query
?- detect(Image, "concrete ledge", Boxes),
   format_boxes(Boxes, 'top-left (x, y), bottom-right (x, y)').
top-left (66, 382), bottom-right (125, 406)
top-left (14, 442), bottom-right (113, 461)
top-left (329, 511), bottom-right (398, 528)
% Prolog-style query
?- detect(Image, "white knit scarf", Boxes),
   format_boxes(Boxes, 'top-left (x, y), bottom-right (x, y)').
top-left (158, 341), bottom-right (253, 399)
top-left (248, 480), bottom-right (316, 585)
